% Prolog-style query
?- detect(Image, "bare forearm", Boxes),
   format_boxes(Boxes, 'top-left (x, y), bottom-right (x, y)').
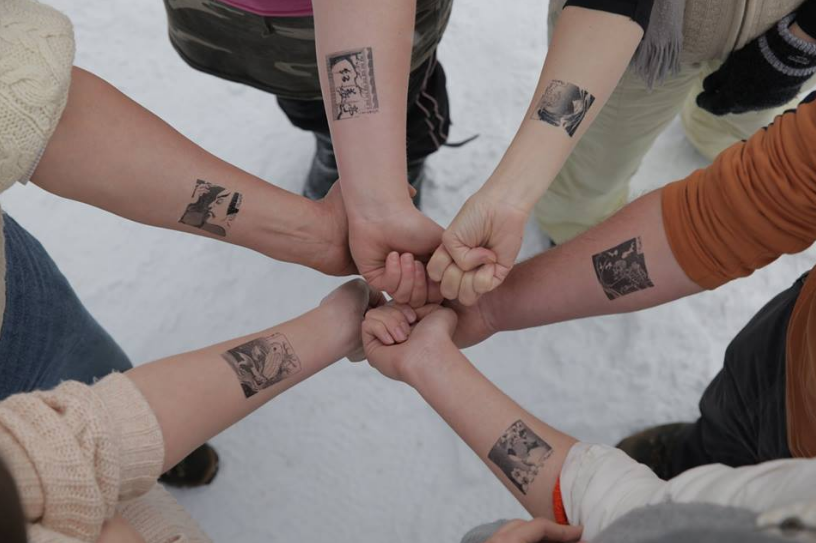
top-left (32, 67), bottom-right (340, 272)
top-left (483, 7), bottom-right (643, 210)
top-left (126, 303), bottom-right (355, 471)
top-left (312, 0), bottom-right (417, 214)
top-left (408, 344), bottom-right (577, 518)
top-left (488, 190), bottom-right (701, 332)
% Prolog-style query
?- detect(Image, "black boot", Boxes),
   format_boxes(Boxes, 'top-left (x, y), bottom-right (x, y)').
top-left (616, 422), bottom-right (693, 480)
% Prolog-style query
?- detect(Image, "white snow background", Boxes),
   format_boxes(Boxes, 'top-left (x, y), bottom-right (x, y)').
top-left (3, 1), bottom-right (815, 542)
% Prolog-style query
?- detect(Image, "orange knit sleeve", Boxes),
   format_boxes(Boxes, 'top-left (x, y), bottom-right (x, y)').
top-left (662, 97), bottom-right (816, 290)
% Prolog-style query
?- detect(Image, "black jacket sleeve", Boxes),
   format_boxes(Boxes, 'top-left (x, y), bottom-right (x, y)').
top-left (563, 0), bottom-right (654, 33)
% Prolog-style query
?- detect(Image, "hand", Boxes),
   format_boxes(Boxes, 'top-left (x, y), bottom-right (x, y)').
top-left (348, 202), bottom-right (444, 306)
top-left (320, 279), bottom-right (387, 361)
top-left (428, 191), bottom-right (527, 305)
top-left (311, 182), bottom-right (358, 277)
top-left (362, 303), bottom-right (458, 383)
top-left (484, 519), bottom-right (583, 543)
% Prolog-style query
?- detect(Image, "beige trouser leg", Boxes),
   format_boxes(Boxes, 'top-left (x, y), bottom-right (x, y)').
top-left (535, 64), bottom-right (701, 244)
top-left (536, 59), bottom-right (809, 244)
top-left (681, 60), bottom-right (809, 161)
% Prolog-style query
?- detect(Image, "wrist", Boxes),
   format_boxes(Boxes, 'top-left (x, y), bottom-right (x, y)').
top-left (315, 300), bottom-right (362, 357)
top-left (403, 340), bottom-right (462, 390)
top-left (346, 192), bottom-right (417, 224)
top-left (790, 21), bottom-right (816, 44)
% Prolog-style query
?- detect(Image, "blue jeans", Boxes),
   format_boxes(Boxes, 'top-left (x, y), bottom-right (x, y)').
top-left (0, 214), bottom-right (131, 400)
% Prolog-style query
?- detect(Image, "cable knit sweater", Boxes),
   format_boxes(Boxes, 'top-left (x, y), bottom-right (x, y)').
top-left (0, 0), bottom-right (76, 334)
top-left (0, 373), bottom-right (213, 543)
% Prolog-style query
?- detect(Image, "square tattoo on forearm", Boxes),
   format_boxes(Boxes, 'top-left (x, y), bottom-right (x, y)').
top-left (326, 47), bottom-right (379, 120)
top-left (592, 237), bottom-right (655, 300)
top-left (221, 333), bottom-right (302, 398)
top-left (531, 79), bottom-right (595, 137)
top-left (488, 420), bottom-right (553, 495)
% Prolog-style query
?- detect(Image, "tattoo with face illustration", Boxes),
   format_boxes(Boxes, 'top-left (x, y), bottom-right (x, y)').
top-left (221, 333), bottom-right (302, 398)
top-left (178, 179), bottom-right (242, 237)
top-left (326, 47), bottom-right (379, 120)
top-left (531, 79), bottom-right (595, 137)
top-left (592, 237), bottom-right (655, 300)
top-left (488, 420), bottom-right (553, 495)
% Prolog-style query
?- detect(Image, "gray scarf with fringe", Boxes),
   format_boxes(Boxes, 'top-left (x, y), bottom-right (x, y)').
top-left (632, 0), bottom-right (686, 88)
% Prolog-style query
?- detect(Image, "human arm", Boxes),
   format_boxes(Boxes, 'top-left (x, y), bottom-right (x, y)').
top-left (428, 4), bottom-right (648, 302)
top-left (31, 67), bottom-right (354, 277)
top-left (126, 280), bottom-right (390, 471)
top-left (311, 0), bottom-right (444, 302)
top-left (452, 93), bottom-right (816, 347)
top-left (363, 306), bottom-right (816, 541)
top-left (0, 281), bottom-right (381, 542)
top-left (362, 305), bottom-right (578, 519)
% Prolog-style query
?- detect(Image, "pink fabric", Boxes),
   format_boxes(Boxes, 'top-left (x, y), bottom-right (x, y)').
top-left (218, 0), bottom-right (313, 17)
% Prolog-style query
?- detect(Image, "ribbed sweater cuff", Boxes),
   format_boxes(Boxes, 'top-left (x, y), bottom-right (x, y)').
top-left (93, 374), bottom-right (165, 501)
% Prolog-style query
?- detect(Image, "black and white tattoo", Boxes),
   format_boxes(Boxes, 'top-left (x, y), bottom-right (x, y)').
top-left (592, 237), bottom-right (655, 300)
top-left (531, 79), bottom-right (595, 137)
top-left (178, 179), bottom-right (242, 237)
top-left (488, 420), bottom-right (553, 495)
top-left (221, 333), bottom-right (302, 398)
top-left (326, 47), bottom-right (379, 120)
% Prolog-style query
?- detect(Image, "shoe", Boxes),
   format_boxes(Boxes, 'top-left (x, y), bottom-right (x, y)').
top-left (303, 133), bottom-right (426, 208)
top-left (616, 422), bottom-right (692, 480)
top-left (159, 443), bottom-right (220, 488)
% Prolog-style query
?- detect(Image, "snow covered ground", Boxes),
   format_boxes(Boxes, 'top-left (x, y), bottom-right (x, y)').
top-left (3, 1), bottom-right (814, 542)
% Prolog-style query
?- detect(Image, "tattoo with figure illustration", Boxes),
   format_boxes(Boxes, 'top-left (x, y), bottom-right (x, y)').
top-left (326, 47), bottom-right (379, 120)
top-left (178, 179), bottom-right (242, 237)
top-left (531, 80), bottom-right (595, 137)
top-left (221, 333), bottom-right (302, 398)
top-left (592, 237), bottom-right (655, 300)
top-left (488, 420), bottom-right (553, 495)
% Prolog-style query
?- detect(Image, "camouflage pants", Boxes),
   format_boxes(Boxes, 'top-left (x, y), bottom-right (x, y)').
top-left (163, 0), bottom-right (452, 161)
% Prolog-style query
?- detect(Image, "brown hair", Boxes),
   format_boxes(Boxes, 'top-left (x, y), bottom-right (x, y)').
top-left (0, 454), bottom-right (27, 543)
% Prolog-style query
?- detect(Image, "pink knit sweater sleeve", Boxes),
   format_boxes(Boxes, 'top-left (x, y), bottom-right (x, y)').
top-left (0, 373), bottom-right (165, 543)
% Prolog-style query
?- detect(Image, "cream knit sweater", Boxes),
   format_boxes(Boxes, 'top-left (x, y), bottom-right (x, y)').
top-left (0, 0), bottom-right (76, 333)
top-left (1, 373), bottom-right (213, 543)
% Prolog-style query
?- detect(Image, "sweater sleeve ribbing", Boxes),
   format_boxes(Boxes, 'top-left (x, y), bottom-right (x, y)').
top-left (0, 374), bottom-right (164, 542)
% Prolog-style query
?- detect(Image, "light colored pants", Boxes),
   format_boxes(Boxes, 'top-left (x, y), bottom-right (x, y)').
top-left (534, 62), bottom-right (800, 244)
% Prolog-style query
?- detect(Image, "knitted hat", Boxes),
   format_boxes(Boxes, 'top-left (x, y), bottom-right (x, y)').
top-left (0, 0), bottom-right (75, 193)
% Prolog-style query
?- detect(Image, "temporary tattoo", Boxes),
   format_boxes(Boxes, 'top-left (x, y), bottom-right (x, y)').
top-left (488, 420), bottom-right (553, 495)
top-left (221, 333), bottom-right (301, 398)
top-left (326, 47), bottom-right (379, 120)
top-left (592, 237), bottom-right (655, 300)
top-left (178, 179), bottom-right (242, 237)
top-left (531, 80), bottom-right (595, 137)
